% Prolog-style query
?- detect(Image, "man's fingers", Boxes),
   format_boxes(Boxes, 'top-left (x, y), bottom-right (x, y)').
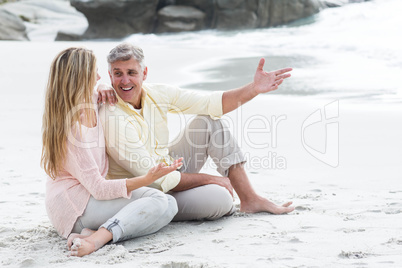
top-left (228, 187), bottom-right (234, 197)
top-left (257, 58), bottom-right (265, 71)
top-left (274, 67), bottom-right (293, 76)
top-left (275, 73), bottom-right (291, 81)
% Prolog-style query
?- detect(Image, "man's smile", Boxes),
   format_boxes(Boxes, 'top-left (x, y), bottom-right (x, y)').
top-left (121, 86), bottom-right (133, 91)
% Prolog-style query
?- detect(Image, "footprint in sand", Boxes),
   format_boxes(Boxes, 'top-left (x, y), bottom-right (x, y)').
top-left (336, 228), bottom-right (365, 233)
top-left (338, 250), bottom-right (372, 259)
top-left (295, 205), bottom-right (312, 211)
top-left (385, 237), bottom-right (402, 245)
top-left (161, 261), bottom-right (206, 268)
top-left (129, 241), bottom-right (183, 254)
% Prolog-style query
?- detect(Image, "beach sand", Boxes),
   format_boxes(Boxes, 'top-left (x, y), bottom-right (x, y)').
top-left (0, 41), bottom-right (401, 267)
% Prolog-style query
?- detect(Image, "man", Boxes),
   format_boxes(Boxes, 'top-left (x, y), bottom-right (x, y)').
top-left (99, 42), bottom-right (294, 221)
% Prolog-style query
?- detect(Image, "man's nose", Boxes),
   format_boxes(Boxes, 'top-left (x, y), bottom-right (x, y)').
top-left (121, 75), bottom-right (130, 84)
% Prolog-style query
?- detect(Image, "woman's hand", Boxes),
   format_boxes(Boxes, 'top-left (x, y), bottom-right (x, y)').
top-left (97, 83), bottom-right (118, 105)
top-left (145, 158), bottom-right (183, 183)
top-left (126, 158), bottom-right (183, 193)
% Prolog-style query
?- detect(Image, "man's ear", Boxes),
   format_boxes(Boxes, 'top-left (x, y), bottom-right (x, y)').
top-left (143, 67), bottom-right (148, 81)
top-left (108, 70), bottom-right (112, 82)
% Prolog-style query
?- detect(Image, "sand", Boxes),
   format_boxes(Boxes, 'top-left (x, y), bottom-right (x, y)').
top-left (0, 40), bottom-right (401, 267)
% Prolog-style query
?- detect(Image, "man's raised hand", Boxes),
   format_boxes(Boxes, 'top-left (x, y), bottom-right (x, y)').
top-left (252, 58), bottom-right (292, 95)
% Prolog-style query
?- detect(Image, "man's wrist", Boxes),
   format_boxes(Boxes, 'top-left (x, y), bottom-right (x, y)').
top-left (204, 174), bottom-right (218, 185)
top-left (248, 82), bottom-right (260, 98)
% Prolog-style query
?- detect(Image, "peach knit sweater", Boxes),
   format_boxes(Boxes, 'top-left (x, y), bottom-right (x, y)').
top-left (45, 106), bottom-right (131, 239)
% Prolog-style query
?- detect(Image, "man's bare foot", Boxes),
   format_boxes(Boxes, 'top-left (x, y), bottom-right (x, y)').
top-left (240, 196), bottom-right (294, 214)
top-left (67, 228), bottom-right (95, 249)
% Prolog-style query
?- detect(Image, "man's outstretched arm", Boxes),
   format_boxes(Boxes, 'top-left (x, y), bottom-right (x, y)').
top-left (222, 58), bottom-right (292, 114)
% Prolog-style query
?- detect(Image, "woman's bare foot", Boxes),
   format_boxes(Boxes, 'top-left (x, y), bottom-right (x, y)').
top-left (68, 228), bottom-right (113, 257)
top-left (67, 228), bottom-right (96, 249)
top-left (240, 196), bottom-right (294, 214)
top-left (69, 238), bottom-right (96, 257)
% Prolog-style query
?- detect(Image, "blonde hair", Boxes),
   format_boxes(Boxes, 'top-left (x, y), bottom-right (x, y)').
top-left (41, 47), bottom-right (97, 179)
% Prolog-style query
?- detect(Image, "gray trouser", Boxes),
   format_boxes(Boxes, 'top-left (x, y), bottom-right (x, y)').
top-left (169, 115), bottom-right (246, 221)
top-left (71, 187), bottom-right (177, 243)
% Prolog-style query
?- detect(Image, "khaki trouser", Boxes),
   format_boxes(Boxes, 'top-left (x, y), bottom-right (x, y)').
top-left (169, 115), bottom-right (246, 221)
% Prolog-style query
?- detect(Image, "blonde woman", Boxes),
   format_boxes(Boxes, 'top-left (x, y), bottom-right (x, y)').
top-left (41, 47), bottom-right (182, 257)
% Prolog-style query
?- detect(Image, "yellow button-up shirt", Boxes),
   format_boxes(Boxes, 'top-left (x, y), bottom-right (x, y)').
top-left (99, 83), bottom-right (223, 192)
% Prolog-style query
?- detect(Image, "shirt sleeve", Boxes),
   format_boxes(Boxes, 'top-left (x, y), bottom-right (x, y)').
top-left (64, 127), bottom-right (131, 200)
top-left (165, 85), bottom-right (224, 119)
top-left (101, 107), bottom-right (180, 193)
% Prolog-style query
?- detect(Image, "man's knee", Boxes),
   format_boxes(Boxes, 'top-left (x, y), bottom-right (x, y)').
top-left (204, 184), bottom-right (234, 220)
top-left (172, 184), bottom-right (234, 221)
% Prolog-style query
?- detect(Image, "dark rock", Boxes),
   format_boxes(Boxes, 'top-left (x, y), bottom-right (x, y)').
top-left (269, 0), bottom-right (321, 27)
top-left (246, 0), bottom-right (259, 11)
top-left (256, 0), bottom-right (270, 28)
top-left (55, 31), bottom-right (82, 41)
top-left (175, 0), bottom-right (215, 27)
top-left (70, 0), bottom-right (159, 39)
top-left (156, 5), bottom-right (206, 33)
top-left (157, 0), bottom-right (176, 10)
top-left (216, 0), bottom-right (243, 9)
top-left (0, 8), bottom-right (28, 41)
top-left (67, 0), bottom-right (325, 38)
top-left (320, 0), bottom-right (347, 8)
top-left (215, 9), bottom-right (258, 30)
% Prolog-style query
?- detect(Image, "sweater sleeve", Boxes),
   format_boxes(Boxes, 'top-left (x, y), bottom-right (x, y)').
top-left (162, 84), bottom-right (224, 119)
top-left (64, 126), bottom-right (131, 200)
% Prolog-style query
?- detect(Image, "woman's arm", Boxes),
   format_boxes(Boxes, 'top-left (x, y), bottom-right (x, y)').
top-left (125, 159), bottom-right (183, 193)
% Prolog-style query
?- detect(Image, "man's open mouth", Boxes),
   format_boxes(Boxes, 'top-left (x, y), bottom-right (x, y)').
top-left (121, 87), bottom-right (133, 91)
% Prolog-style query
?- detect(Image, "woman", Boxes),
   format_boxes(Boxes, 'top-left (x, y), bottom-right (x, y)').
top-left (41, 47), bottom-right (182, 257)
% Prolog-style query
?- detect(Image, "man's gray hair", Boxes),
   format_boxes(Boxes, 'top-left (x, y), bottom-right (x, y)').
top-left (107, 42), bottom-right (146, 71)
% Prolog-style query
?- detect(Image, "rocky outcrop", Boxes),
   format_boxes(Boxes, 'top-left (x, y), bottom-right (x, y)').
top-left (320, 0), bottom-right (369, 8)
top-left (0, 9), bottom-right (28, 40)
top-left (70, 0), bottom-right (159, 39)
top-left (156, 5), bottom-right (205, 33)
top-left (174, 0), bottom-right (320, 30)
top-left (175, 0), bottom-right (216, 28)
top-left (1, 0), bottom-right (86, 41)
top-left (0, 0), bottom-right (367, 41)
top-left (215, 9), bottom-right (258, 30)
top-left (269, 0), bottom-right (321, 27)
top-left (69, 0), bottom-right (322, 38)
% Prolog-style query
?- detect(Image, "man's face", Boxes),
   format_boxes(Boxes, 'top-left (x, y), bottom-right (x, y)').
top-left (109, 58), bottom-right (147, 106)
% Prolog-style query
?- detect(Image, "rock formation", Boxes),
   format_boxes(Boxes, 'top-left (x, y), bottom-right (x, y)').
top-left (156, 5), bottom-right (206, 33)
top-left (0, 0), bottom-right (86, 41)
top-left (269, 0), bottom-right (320, 27)
top-left (0, 0), bottom-right (371, 41)
top-left (0, 9), bottom-right (28, 40)
top-left (70, 0), bottom-right (159, 39)
top-left (70, 0), bottom-right (322, 39)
